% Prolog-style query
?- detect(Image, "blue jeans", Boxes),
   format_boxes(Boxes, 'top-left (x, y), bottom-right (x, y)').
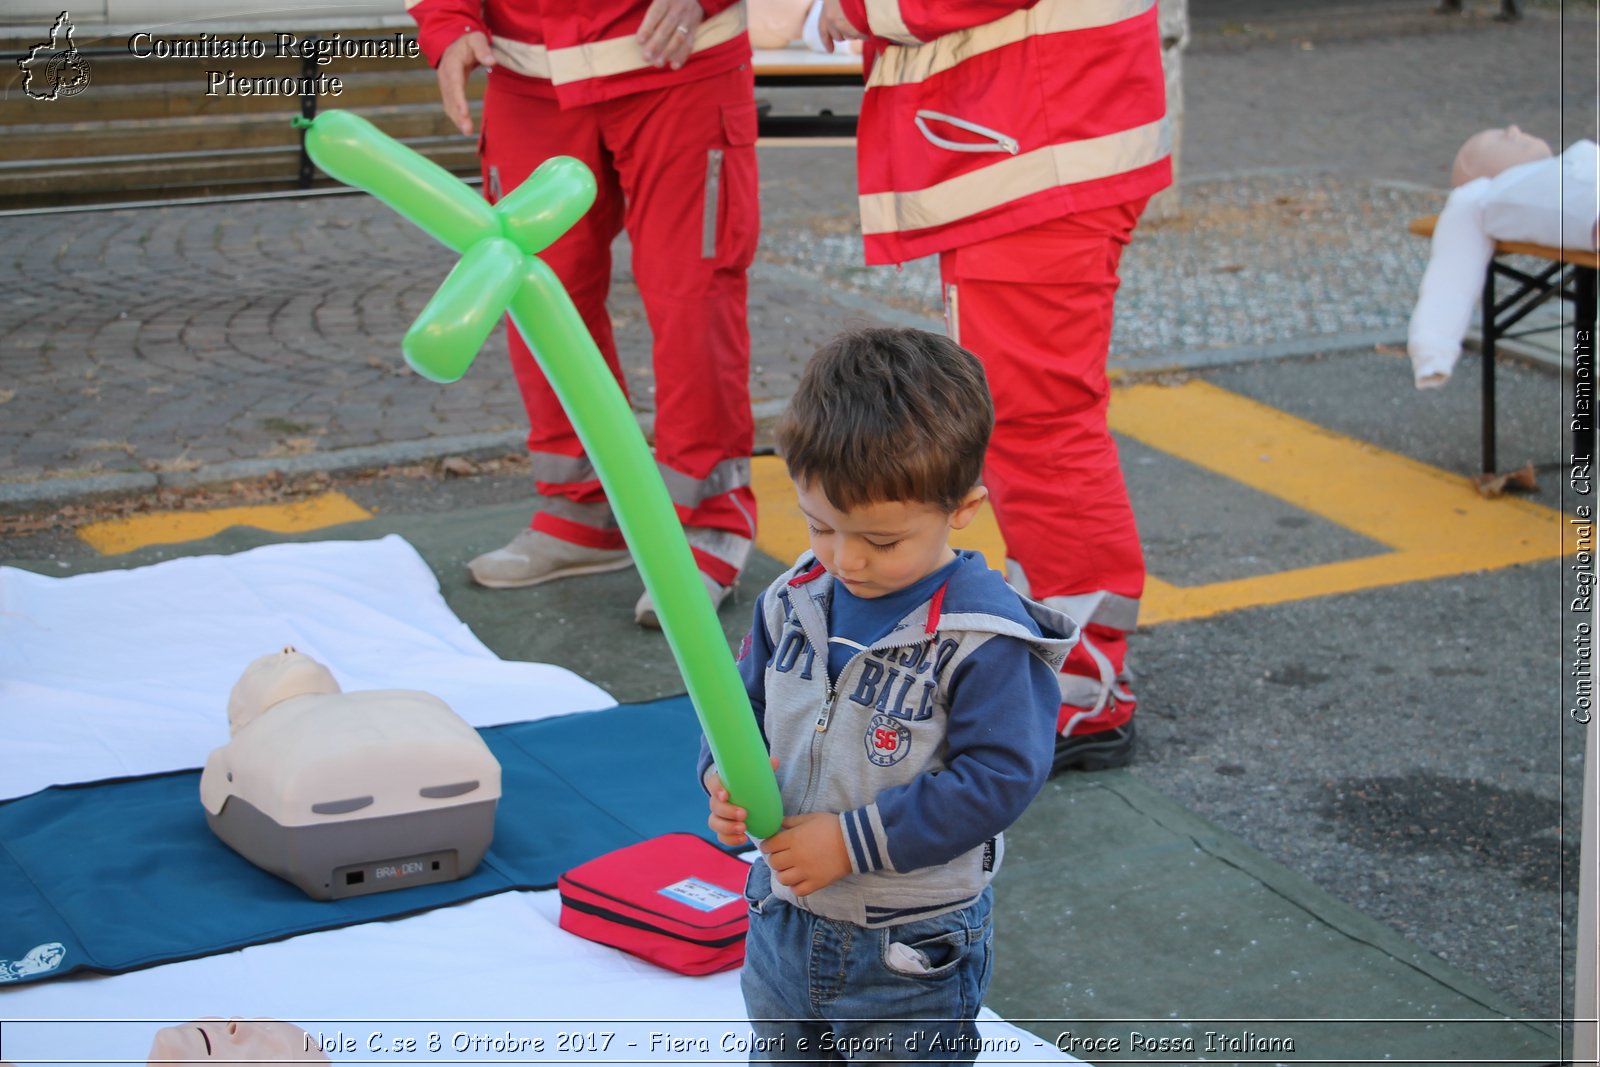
top-left (739, 861), bottom-right (994, 1065)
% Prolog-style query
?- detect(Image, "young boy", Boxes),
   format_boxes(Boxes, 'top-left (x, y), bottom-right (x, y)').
top-left (702, 327), bottom-right (1077, 1062)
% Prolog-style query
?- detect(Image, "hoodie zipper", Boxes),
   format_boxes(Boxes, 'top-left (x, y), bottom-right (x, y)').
top-left (802, 683), bottom-right (837, 810)
top-left (794, 576), bottom-right (947, 811)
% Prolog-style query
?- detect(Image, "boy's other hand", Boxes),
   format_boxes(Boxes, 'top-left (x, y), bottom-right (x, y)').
top-left (760, 813), bottom-right (851, 896)
top-left (704, 757), bottom-right (779, 847)
top-left (704, 767), bottom-right (750, 846)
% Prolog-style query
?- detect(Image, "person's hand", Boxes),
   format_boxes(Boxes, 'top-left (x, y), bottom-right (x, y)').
top-left (816, 0), bottom-right (866, 49)
top-left (704, 765), bottom-right (750, 846)
top-left (638, 0), bottom-right (704, 70)
top-left (760, 812), bottom-right (851, 896)
top-left (704, 757), bottom-right (778, 846)
top-left (435, 31), bottom-right (494, 137)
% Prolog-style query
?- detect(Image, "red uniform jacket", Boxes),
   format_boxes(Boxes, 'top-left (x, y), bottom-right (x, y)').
top-left (838, 0), bottom-right (1173, 264)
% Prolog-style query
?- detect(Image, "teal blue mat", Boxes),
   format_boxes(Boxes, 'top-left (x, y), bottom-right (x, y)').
top-left (0, 695), bottom-right (724, 985)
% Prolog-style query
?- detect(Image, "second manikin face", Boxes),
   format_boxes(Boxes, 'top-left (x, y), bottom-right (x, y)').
top-left (1451, 125), bottom-right (1553, 186)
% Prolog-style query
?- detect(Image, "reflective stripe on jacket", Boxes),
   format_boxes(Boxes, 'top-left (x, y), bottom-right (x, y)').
top-left (840, 0), bottom-right (1173, 264)
top-left (407, 0), bottom-right (752, 107)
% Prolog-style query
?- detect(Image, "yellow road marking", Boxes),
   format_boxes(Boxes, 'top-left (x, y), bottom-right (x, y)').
top-left (752, 381), bottom-right (1568, 626)
top-left (79, 381), bottom-right (1566, 623)
top-left (1110, 381), bottom-right (1565, 624)
top-left (77, 492), bottom-right (372, 555)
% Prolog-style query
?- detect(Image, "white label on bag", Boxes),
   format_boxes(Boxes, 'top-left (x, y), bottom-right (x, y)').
top-left (658, 877), bottom-right (740, 912)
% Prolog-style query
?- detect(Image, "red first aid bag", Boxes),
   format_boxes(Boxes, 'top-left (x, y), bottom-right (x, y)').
top-left (557, 832), bottom-right (751, 975)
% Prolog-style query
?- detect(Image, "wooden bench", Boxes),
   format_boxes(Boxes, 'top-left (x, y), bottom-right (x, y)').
top-left (1409, 213), bottom-right (1598, 474)
top-left (751, 48), bottom-right (862, 138)
top-left (0, 32), bottom-right (861, 210)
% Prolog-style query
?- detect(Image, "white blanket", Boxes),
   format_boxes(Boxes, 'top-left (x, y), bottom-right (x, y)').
top-left (0, 535), bottom-right (615, 801)
top-left (0, 537), bottom-right (1074, 1066)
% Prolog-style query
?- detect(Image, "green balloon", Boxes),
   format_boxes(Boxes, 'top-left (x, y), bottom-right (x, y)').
top-left (298, 108), bottom-right (783, 838)
top-left (496, 158), bottom-right (598, 256)
top-left (302, 110), bottom-right (500, 253)
top-left (509, 258), bottom-right (783, 839)
top-left (403, 237), bottom-right (523, 384)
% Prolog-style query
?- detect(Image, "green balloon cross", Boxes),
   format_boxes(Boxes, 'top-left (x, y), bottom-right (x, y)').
top-left (297, 109), bottom-right (783, 839)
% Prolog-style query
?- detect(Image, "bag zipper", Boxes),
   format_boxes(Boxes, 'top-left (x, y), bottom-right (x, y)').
top-left (559, 894), bottom-right (746, 947)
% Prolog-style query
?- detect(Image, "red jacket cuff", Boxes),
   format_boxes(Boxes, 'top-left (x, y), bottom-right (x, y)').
top-left (408, 0), bottom-right (488, 67)
top-left (838, 0), bottom-right (869, 35)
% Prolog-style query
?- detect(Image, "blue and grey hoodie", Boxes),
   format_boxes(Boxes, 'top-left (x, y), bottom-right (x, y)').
top-left (704, 550), bottom-right (1076, 929)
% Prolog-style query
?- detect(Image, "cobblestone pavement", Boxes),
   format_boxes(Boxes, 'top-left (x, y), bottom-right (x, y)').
top-left (766, 172), bottom-right (1446, 360)
top-left (0, 161), bottom-right (908, 498)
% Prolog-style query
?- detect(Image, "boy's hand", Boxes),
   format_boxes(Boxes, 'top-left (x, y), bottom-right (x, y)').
top-left (760, 813), bottom-right (851, 896)
top-left (703, 757), bottom-right (779, 847)
top-left (703, 767), bottom-right (750, 846)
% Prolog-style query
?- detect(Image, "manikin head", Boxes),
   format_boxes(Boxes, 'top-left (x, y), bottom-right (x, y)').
top-left (226, 646), bottom-right (340, 734)
top-left (746, 0), bottom-right (864, 52)
top-left (147, 1018), bottom-right (328, 1065)
top-left (1451, 125), bottom-right (1552, 186)
top-left (748, 0), bottom-right (815, 47)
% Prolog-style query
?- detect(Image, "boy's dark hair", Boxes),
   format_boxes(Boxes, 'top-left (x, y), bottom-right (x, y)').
top-left (776, 327), bottom-right (993, 513)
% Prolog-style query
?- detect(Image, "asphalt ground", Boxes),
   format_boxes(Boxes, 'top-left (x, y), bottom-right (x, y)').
top-left (1, 0), bottom-right (1597, 1054)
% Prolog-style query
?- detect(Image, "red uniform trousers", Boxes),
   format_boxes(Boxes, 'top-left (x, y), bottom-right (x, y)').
top-left (480, 65), bottom-right (760, 586)
top-left (939, 200), bottom-right (1148, 734)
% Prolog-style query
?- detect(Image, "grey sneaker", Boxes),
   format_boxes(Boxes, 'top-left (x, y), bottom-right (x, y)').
top-left (634, 570), bottom-right (733, 629)
top-left (468, 529), bottom-right (633, 589)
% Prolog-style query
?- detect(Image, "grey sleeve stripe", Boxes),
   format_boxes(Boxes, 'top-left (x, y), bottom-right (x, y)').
top-left (844, 807), bottom-right (886, 872)
top-left (865, 804), bottom-right (893, 872)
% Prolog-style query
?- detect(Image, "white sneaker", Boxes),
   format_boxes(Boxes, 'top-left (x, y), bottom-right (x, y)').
top-left (468, 529), bottom-right (633, 589)
top-left (634, 571), bottom-right (733, 629)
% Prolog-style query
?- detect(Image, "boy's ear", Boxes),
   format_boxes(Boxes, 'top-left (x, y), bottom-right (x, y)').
top-left (948, 486), bottom-right (989, 531)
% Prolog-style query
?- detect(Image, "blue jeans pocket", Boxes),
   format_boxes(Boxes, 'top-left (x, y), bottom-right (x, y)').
top-left (879, 894), bottom-right (993, 980)
top-left (743, 860), bottom-right (776, 917)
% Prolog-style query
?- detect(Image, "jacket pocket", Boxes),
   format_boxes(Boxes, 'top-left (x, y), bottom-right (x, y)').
top-left (703, 100), bottom-right (761, 263)
top-left (722, 99), bottom-right (760, 147)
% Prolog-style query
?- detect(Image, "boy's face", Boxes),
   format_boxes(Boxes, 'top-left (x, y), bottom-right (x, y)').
top-left (794, 479), bottom-right (986, 599)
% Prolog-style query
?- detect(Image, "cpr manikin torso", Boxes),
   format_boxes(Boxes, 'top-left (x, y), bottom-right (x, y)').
top-left (1407, 126), bottom-right (1600, 387)
top-left (200, 647), bottom-right (501, 900)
